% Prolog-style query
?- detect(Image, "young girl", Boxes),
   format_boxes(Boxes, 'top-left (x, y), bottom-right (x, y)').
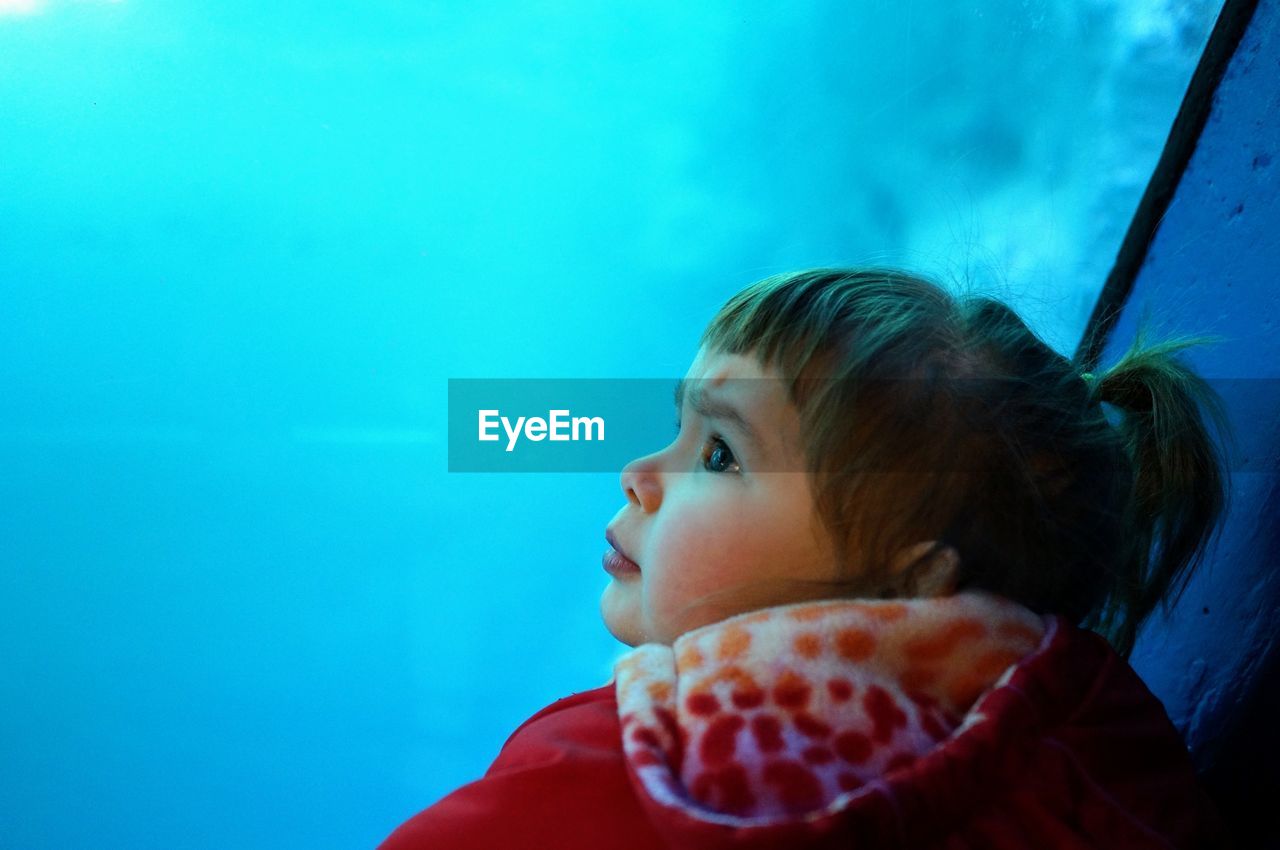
top-left (380, 268), bottom-right (1231, 849)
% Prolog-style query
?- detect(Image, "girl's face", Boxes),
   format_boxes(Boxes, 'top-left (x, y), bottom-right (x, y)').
top-left (600, 346), bottom-right (839, 646)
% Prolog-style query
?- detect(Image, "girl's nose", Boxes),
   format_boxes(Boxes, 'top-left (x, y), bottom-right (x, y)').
top-left (620, 452), bottom-right (662, 513)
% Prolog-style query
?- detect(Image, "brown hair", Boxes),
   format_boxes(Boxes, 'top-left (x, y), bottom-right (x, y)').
top-left (699, 268), bottom-right (1233, 657)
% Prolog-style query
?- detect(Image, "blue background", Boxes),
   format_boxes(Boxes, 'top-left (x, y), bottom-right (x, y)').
top-left (0, 2), bottom-right (1222, 847)
top-left (1097, 5), bottom-right (1279, 843)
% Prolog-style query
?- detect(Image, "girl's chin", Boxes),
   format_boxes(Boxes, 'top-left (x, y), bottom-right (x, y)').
top-left (599, 582), bottom-right (642, 647)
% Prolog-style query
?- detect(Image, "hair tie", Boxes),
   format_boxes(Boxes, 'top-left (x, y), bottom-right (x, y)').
top-left (1081, 371), bottom-right (1103, 406)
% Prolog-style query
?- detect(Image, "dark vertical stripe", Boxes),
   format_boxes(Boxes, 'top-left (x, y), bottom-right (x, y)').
top-left (1075, 0), bottom-right (1262, 368)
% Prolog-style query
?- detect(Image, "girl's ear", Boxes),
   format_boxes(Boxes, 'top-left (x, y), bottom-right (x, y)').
top-left (887, 541), bottom-right (960, 598)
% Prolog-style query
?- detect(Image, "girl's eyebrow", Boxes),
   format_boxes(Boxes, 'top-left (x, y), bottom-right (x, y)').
top-left (673, 378), bottom-right (764, 453)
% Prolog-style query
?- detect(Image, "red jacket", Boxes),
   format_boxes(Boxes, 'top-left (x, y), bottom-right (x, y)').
top-left (379, 615), bottom-right (1225, 849)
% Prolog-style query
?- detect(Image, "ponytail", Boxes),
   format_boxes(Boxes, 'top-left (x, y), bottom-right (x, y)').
top-left (1081, 322), bottom-right (1235, 657)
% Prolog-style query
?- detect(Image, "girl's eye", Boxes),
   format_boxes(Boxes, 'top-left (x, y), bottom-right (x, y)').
top-left (700, 435), bottom-right (740, 474)
top-left (674, 418), bottom-right (740, 473)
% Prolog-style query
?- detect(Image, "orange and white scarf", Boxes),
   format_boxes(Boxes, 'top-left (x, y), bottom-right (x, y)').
top-left (613, 590), bottom-right (1048, 824)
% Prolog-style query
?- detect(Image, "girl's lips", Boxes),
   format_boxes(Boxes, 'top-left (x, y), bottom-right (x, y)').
top-left (603, 548), bottom-right (641, 579)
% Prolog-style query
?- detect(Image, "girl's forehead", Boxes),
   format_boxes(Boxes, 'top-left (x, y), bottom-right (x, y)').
top-left (684, 346), bottom-right (774, 382)
top-left (680, 349), bottom-right (784, 415)
top-left (682, 347), bottom-right (805, 463)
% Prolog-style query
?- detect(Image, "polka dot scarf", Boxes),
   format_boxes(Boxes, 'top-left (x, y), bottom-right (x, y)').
top-left (613, 590), bottom-right (1048, 824)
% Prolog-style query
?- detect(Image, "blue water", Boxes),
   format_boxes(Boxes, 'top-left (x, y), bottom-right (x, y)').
top-left (0, 2), bottom-right (1219, 847)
